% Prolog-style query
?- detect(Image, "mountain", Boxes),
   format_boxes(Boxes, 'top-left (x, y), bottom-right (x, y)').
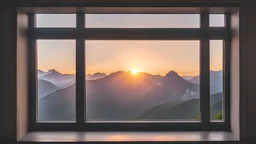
top-left (86, 74), bottom-right (92, 80)
top-left (135, 99), bottom-right (200, 120)
top-left (158, 71), bottom-right (199, 101)
top-left (134, 92), bottom-right (223, 120)
top-left (38, 84), bottom-right (76, 121)
top-left (87, 72), bottom-right (107, 80)
top-left (140, 72), bottom-right (163, 83)
top-left (182, 75), bottom-right (194, 80)
top-left (210, 100), bottom-right (222, 119)
top-left (189, 70), bottom-right (223, 94)
top-left (39, 70), bottom-right (200, 121)
top-left (38, 69), bottom-right (75, 87)
top-left (38, 79), bottom-right (59, 100)
top-left (38, 70), bottom-right (45, 77)
top-left (210, 92), bottom-right (222, 105)
top-left (132, 100), bottom-right (183, 120)
top-left (86, 71), bottom-right (160, 120)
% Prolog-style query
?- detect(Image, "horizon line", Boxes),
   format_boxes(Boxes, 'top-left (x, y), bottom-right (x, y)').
top-left (38, 69), bottom-right (223, 77)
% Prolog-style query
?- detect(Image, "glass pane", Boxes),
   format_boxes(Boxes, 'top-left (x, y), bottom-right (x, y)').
top-left (85, 40), bottom-right (200, 121)
top-left (209, 14), bottom-right (225, 27)
top-left (37, 40), bottom-right (76, 122)
top-left (36, 14), bottom-right (76, 28)
top-left (210, 40), bottom-right (223, 121)
top-left (85, 14), bottom-right (200, 28)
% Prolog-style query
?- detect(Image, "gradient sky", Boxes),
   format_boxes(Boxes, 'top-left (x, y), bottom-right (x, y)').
top-left (36, 14), bottom-right (224, 76)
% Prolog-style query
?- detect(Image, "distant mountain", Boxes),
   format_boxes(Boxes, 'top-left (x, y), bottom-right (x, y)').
top-left (189, 70), bottom-right (223, 94)
top-left (132, 100), bottom-right (183, 120)
top-left (38, 84), bottom-right (76, 121)
top-left (140, 72), bottom-right (163, 83)
top-left (38, 69), bottom-right (75, 87)
top-left (182, 75), bottom-right (194, 80)
top-left (210, 92), bottom-right (222, 105)
top-left (86, 71), bottom-right (160, 120)
top-left (39, 70), bottom-right (200, 121)
top-left (135, 99), bottom-right (200, 120)
top-left (86, 74), bottom-right (92, 80)
top-left (87, 72), bottom-right (107, 80)
top-left (210, 100), bottom-right (222, 119)
top-left (38, 70), bottom-right (44, 73)
top-left (38, 70), bottom-right (45, 77)
top-left (38, 79), bottom-right (59, 100)
top-left (158, 71), bottom-right (199, 101)
top-left (134, 92), bottom-right (223, 120)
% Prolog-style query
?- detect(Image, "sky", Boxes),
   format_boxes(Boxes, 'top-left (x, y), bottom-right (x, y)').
top-left (36, 14), bottom-right (224, 76)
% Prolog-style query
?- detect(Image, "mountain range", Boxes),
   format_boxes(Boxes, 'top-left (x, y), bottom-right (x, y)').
top-left (37, 69), bottom-right (223, 121)
top-left (189, 70), bottom-right (223, 94)
top-left (37, 70), bottom-right (107, 99)
top-left (134, 92), bottom-right (222, 120)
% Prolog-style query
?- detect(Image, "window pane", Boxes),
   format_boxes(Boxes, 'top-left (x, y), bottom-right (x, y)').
top-left (37, 40), bottom-right (76, 122)
top-left (36, 14), bottom-right (76, 28)
top-left (209, 14), bottom-right (225, 27)
top-left (210, 40), bottom-right (223, 121)
top-left (85, 14), bottom-right (200, 28)
top-left (85, 40), bottom-right (200, 121)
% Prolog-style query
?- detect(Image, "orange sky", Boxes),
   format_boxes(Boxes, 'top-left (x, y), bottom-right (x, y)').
top-left (37, 40), bottom-right (222, 76)
top-left (85, 40), bottom-right (200, 76)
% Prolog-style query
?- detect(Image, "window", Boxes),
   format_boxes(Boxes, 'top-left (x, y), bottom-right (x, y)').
top-left (30, 10), bottom-right (230, 131)
top-left (36, 14), bottom-right (76, 28)
top-left (209, 14), bottom-right (225, 27)
top-left (37, 40), bottom-right (76, 122)
top-left (85, 40), bottom-right (200, 122)
top-left (210, 40), bottom-right (224, 122)
top-left (85, 14), bottom-right (200, 28)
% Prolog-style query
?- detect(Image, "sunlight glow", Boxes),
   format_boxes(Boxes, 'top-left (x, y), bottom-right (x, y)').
top-left (131, 69), bottom-right (137, 75)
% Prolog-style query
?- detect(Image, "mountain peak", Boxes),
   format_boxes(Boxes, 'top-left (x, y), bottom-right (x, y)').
top-left (165, 70), bottom-right (179, 77)
top-left (47, 69), bottom-right (61, 75)
top-left (38, 69), bottom-right (44, 73)
top-left (93, 72), bottom-right (106, 75)
top-left (162, 70), bottom-right (185, 84)
top-left (87, 72), bottom-right (107, 80)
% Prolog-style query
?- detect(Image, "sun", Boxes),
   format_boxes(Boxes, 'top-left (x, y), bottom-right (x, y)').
top-left (131, 69), bottom-right (137, 75)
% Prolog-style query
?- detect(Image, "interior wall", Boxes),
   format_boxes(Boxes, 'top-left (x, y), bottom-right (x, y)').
top-left (230, 9), bottom-right (240, 140)
top-left (16, 0), bottom-right (240, 6)
top-left (243, 1), bottom-right (256, 140)
top-left (16, 10), bottom-right (29, 141)
top-left (2, 0), bottom-right (256, 143)
top-left (0, 6), bottom-right (17, 143)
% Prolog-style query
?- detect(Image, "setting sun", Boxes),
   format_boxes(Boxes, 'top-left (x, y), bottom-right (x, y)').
top-left (131, 69), bottom-right (137, 75)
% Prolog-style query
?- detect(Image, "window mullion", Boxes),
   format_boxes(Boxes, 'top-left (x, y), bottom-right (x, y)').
top-left (76, 13), bottom-right (85, 126)
top-left (200, 13), bottom-right (210, 124)
top-left (29, 13), bottom-right (37, 129)
top-left (223, 13), bottom-right (231, 124)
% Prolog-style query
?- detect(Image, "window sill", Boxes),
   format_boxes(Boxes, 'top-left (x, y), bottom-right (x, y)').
top-left (20, 131), bottom-right (239, 143)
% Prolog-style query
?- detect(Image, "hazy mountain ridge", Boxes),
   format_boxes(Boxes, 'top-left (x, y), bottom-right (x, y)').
top-left (38, 70), bottom-right (200, 121)
top-left (189, 70), bottom-right (223, 94)
top-left (39, 84), bottom-right (76, 121)
top-left (134, 92), bottom-right (223, 120)
top-left (182, 75), bottom-right (194, 80)
top-left (38, 69), bottom-right (75, 87)
top-left (38, 79), bottom-right (59, 99)
top-left (159, 71), bottom-right (199, 101)
top-left (87, 72), bottom-right (107, 80)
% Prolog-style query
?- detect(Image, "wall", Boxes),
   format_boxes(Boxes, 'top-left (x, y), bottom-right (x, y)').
top-left (1, 0), bottom-right (256, 143)
top-left (243, 0), bottom-right (256, 140)
top-left (1, 6), bottom-right (17, 143)
top-left (16, 10), bottom-right (29, 141)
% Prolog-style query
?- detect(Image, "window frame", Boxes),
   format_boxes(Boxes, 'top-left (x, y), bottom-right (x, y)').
top-left (28, 10), bottom-right (231, 132)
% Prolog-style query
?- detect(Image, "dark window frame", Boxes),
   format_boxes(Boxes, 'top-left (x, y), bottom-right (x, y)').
top-left (28, 10), bottom-right (231, 132)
